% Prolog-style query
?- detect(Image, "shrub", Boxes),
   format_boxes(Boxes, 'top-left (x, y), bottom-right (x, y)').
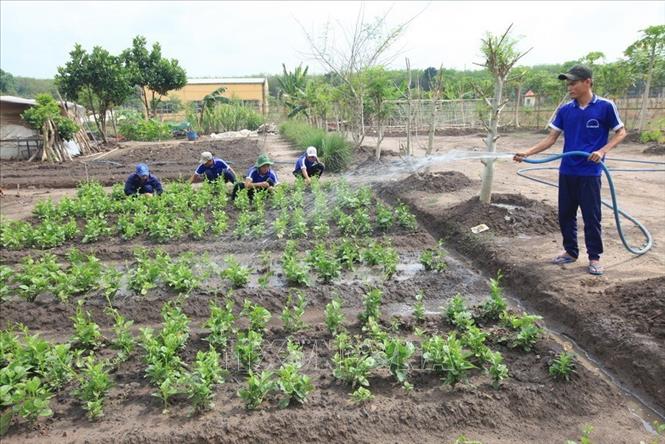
top-left (279, 120), bottom-right (351, 172)
top-left (118, 110), bottom-right (172, 141)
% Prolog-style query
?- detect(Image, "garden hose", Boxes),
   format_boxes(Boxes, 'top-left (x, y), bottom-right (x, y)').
top-left (517, 151), bottom-right (665, 255)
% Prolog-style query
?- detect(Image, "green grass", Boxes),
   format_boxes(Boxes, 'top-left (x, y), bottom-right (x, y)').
top-left (279, 120), bottom-right (351, 172)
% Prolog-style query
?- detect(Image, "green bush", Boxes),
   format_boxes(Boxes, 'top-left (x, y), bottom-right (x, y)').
top-left (279, 120), bottom-right (351, 172)
top-left (640, 129), bottom-right (664, 144)
top-left (118, 113), bottom-right (172, 141)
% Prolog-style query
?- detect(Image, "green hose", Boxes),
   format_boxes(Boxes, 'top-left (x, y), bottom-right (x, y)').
top-left (519, 151), bottom-right (662, 255)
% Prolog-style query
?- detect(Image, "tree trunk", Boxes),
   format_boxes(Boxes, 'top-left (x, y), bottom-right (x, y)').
top-left (427, 100), bottom-right (436, 155)
top-left (479, 77), bottom-right (504, 204)
top-left (141, 87), bottom-right (150, 120)
top-left (375, 116), bottom-right (383, 161)
top-left (86, 91), bottom-right (104, 143)
top-left (405, 58), bottom-right (412, 156)
top-left (636, 51), bottom-right (655, 131)
top-left (514, 85), bottom-right (521, 128)
top-left (99, 106), bottom-right (108, 144)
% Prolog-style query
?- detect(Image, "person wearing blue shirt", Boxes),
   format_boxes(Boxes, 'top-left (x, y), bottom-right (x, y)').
top-left (514, 65), bottom-right (626, 276)
top-left (293, 146), bottom-right (325, 184)
top-left (231, 153), bottom-right (279, 201)
top-left (124, 163), bottom-right (163, 197)
top-left (190, 151), bottom-right (237, 184)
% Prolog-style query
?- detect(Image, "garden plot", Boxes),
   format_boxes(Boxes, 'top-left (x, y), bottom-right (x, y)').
top-left (0, 170), bottom-right (658, 442)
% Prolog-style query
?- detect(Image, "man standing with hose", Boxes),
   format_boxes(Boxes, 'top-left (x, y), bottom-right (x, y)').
top-left (514, 65), bottom-right (626, 275)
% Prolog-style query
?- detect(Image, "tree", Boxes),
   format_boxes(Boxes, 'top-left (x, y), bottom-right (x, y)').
top-left (0, 69), bottom-right (16, 94)
top-left (21, 94), bottom-right (79, 162)
top-left (197, 87), bottom-right (230, 132)
top-left (300, 5), bottom-right (417, 148)
top-left (56, 44), bottom-right (132, 143)
top-left (625, 25), bottom-right (665, 131)
top-left (364, 66), bottom-right (398, 160)
top-left (121, 36), bottom-right (187, 118)
top-left (475, 25), bottom-right (531, 204)
top-left (420, 66), bottom-right (438, 92)
top-left (277, 64), bottom-right (309, 118)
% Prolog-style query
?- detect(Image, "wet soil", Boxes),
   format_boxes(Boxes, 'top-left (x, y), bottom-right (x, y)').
top-left (380, 171), bottom-right (477, 194)
top-left (0, 138), bottom-right (261, 189)
top-left (0, 134), bottom-right (661, 443)
top-left (643, 144), bottom-right (665, 155)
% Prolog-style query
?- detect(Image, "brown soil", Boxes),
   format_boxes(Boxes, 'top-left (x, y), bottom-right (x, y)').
top-left (643, 144), bottom-right (665, 155)
top-left (0, 138), bottom-right (261, 189)
top-left (0, 134), bottom-right (661, 444)
top-left (380, 171), bottom-right (477, 194)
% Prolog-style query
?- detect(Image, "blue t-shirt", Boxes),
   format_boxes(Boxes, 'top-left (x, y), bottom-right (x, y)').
top-left (550, 95), bottom-right (623, 176)
top-left (195, 158), bottom-right (230, 181)
top-left (246, 166), bottom-right (279, 185)
top-left (124, 173), bottom-right (163, 196)
top-left (293, 154), bottom-right (320, 174)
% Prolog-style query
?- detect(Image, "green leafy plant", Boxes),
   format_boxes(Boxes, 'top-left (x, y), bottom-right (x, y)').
top-left (105, 307), bottom-right (135, 362)
top-left (241, 299), bottom-right (272, 333)
top-left (308, 242), bottom-right (341, 283)
top-left (276, 362), bottom-right (314, 408)
top-left (382, 337), bottom-right (415, 385)
top-left (419, 240), bottom-right (447, 272)
top-left (375, 202), bottom-right (394, 231)
top-left (222, 255), bottom-right (250, 288)
top-left (350, 386), bottom-right (373, 404)
top-left (185, 347), bottom-right (225, 413)
top-left (75, 355), bottom-right (112, 420)
top-left (359, 288), bottom-right (383, 324)
top-left (335, 239), bottom-right (361, 270)
top-left (422, 333), bottom-right (476, 387)
top-left (501, 312), bottom-right (543, 351)
top-left (548, 351), bottom-right (576, 381)
top-left (238, 370), bottom-right (274, 410)
top-left (281, 291), bottom-right (307, 332)
top-left (482, 271), bottom-right (508, 320)
top-left (235, 329), bottom-right (263, 370)
top-left (325, 296), bottom-right (345, 335)
top-left (71, 300), bottom-right (103, 349)
top-left (565, 425), bottom-right (594, 444)
top-left (413, 291), bottom-right (425, 322)
top-left (205, 299), bottom-right (236, 350)
top-left (82, 216), bottom-right (113, 243)
top-left (289, 208), bottom-right (308, 238)
top-left (164, 253), bottom-right (200, 294)
top-left (484, 350), bottom-right (509, 389)
top-left (332, 342), bottom-right (376, 389)
top-left (211, 209), bottom-right (229, 235)
top-left (395, 203), bottom-right (417, 230)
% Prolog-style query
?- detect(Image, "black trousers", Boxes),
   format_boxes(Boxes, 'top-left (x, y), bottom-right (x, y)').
top-left (293, 163), bottom-right (325, 179)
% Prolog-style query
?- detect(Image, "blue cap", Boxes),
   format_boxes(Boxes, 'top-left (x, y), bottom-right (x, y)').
top-left (136, 163), bottom-right (149, 176)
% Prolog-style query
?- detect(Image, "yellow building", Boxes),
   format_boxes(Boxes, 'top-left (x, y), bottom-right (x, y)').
top-left (156, 77), bottom-right (269, 118)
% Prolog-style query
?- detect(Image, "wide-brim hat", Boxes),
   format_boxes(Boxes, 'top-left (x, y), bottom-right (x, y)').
top-left (255, 153), bottom-right (274, 168)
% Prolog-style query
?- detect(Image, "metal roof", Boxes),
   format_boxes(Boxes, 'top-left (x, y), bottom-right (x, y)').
top-left (0, 95), bottom-right (37, 105)
top-left (186, 78), bottom-right (267, 85)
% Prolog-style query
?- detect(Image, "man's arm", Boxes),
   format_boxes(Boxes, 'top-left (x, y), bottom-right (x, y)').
top-left (124, 177), bottom-right (137, 196)
top-left (513, 130), bottom-right (561, 162)
top-left (589, 127), bottom-right (626, 163)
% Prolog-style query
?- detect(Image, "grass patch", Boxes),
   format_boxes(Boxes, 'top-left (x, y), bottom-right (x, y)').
top-left (279, 120), bottom-right (351, 172)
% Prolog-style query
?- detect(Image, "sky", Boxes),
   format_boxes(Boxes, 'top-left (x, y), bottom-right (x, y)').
top-left (1, 1), bottom-right (663, 79)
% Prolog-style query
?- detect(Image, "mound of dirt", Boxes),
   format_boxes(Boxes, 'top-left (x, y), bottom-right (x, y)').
top-left (605, 276), bottom-right (665, 339)
top-left (643, 144), bottom-right (665, 155)
top-left (383, 171), bottom-right (476, 194)
top-left (0, 137), bottom-right (261, 189)
top-left (443, 193), bottom-right (560, 237)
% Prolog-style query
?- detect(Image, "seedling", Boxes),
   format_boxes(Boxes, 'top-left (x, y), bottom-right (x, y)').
top-left (359, 288), bottom-right (383, 324)
top-left (482, 271), bottom-right (507, 320)
top-left (205, 298), bottom-right (236, 350)
top-left (71, 300), bottom-right (103, 349)
top-left (325, 296), bottom-right (345, 335)
top-left (283, 256), bottom-right (309, 287)
top-left (308, 243), bottom-right (341, 283)
top-left (235, 329), bottom-right (263, 370)
top-left (281, 291), bottom-right (307, 333)
top-left (273, 210), bottom-right (290, 239)
top-left (335, 239), bottom-right (361, 270)
top-left (185, 348), bottom-right (225, 412)
top-left (75, 355), bottom-right (112, 420)
top-left (548, 351), bottom-right (576, 381)
top-left (211, 209), bottom-right (229, 235)
top-left (461, 325), bottom-right (489, 361)
top-left (382, 337), bottom-right (415, 385)
top-left (276, 362), bottom-right (314, 408)
top-left (332, 342), bottom-right (376, 388)
top-left (413, 291), bottom-right (425, 322)
top-left (350, 387), bottom-right (373, 404)
top-left (222, 255), bottom-right (250, 288)
top-left (238, 370), bottom-right (274, 410)
top-left (105, 307), bottom-right (135, 362)
top-left (422, 333), bottom-right (475, 387)
top-left (241, 299), bottom-right (272, 333)
top-left (484, 350), bottom-right (509, 389)
top-left (419, 240), bottom-right (447, 272)
top-left (445, 293), bottom-right (467, 323)
top-left (190, 215), bottom-right (208, 239)
top-left (375, 202), bottom-right (394, 231)
top-left (234, 211), bottom-right (253, 238)
top-left (290, 208), bottom-right (308, 238)
top-left (395, 203), bottom-right (417, 230)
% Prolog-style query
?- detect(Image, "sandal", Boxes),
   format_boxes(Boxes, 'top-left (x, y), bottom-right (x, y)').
top-left (588, 261), bottom-right (603, 276)
top-left (552, 252), bottom-right (577, 265)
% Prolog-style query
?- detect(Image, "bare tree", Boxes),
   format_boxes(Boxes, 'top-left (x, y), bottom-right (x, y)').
top-left (299, 5), bottom-right (419, 148)
top-left (427, 66), bottom-right (445, 155)
top-left (474, 25), bottom-right (531, 204)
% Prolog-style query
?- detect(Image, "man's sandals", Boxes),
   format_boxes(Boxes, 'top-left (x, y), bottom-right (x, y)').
top-left (551, 252), bottom-right (577, 265)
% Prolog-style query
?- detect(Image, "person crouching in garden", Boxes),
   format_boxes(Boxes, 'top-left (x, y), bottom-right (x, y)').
top-left (232, 154), bottom-right (279, 201)
top-left (124, 163), bottom-right (163, 197)
top-left (293, 146), bottom-right (325, 184)
top-left (190, 151), bottom-right (237, 184)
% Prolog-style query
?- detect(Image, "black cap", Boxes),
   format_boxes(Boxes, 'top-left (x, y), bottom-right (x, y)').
top-left (558, 65), bottom-right (592, 81)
